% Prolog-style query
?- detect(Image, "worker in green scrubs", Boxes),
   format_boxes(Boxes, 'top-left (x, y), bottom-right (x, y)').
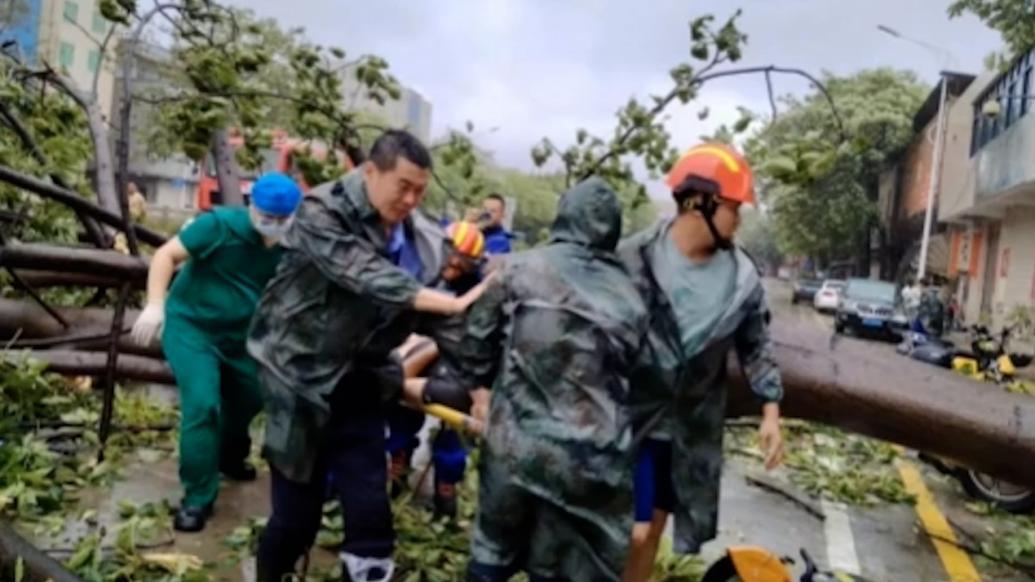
top-left (130, 172), bottom-right (302, 533)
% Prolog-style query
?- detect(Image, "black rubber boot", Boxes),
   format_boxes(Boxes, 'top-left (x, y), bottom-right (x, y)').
top-left (173, 502), bottom-right (213, 533)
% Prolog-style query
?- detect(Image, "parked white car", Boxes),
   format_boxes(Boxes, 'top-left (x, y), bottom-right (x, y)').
top-left (813, 279), bottom-right (846, 312)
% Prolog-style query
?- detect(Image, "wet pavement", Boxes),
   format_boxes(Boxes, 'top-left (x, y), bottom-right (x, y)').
top-left (28, 278), bottom-right (1035, 581)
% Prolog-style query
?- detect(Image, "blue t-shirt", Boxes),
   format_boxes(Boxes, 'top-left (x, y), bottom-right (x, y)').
top-left (388, 223), bottom-right (423, 280)
top-left (649, 229), bottom-right (736, 359)
top-left (482, 225), bottom-right (512, 255)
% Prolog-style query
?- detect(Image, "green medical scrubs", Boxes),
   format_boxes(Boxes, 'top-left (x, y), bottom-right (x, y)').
top-left (161, 207), bottom-right (283, 507)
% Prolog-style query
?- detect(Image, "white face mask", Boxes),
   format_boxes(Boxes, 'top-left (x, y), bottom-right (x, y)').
top-left (251, 209), bottom-right (294, 240)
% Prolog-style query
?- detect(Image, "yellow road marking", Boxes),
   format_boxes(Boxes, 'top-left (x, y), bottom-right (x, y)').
top-left (896, 458), bottom-right (982, 582)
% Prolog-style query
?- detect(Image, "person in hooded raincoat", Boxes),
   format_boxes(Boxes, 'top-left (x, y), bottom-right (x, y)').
top-left (423, 177), bottom-right (649, 581)
top-left (247, 131), bottom-right (488, 582)
top-left (130, 172), bottom-right (303, 533)
top-left (618, 143), bottom-right (785, 580)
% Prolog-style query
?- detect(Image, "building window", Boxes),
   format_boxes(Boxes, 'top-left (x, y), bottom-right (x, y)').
top-left (63, 1), bottom-right (78, 24)
top-left (972, 45), bottom-right (1035, 156)
top-left (58, 42), bottom-right (75, 70)
top-left (92, 10), bottom-right (108, 34)
top-left (87, 49), bottom-right (101, 73)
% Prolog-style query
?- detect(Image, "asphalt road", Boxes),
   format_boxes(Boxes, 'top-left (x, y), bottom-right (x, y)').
top-left (733, 278), bottom-right (1032, 582)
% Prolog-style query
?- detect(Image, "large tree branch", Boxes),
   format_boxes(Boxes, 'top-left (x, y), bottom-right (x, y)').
top-left (694, 65), bottom-right (847, 140)
top-left (33, 64), bottom-right (122, 220)
top-left (17, 349), bottom-right (174, 384)
top-left (0, 99), bottom-right (107, 246)
top-left (0, 243), bottom-right (149, 280)
top-left (0, 164), bottom-right (167, 246)
top-left (580, 51), bottom-right (726, 181)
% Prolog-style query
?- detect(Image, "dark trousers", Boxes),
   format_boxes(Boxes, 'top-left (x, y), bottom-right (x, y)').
top-left (257, 402), bottom-right (393, 581)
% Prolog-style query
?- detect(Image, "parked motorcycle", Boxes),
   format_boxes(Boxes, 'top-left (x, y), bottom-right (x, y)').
top-left (951, 325), bottom-right (1033, 384)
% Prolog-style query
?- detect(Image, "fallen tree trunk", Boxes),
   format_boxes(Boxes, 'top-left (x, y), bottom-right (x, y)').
top-left (20, 350), bottom-right (173, 385)
top-left (0, 521), bottom-right (79, 582)
top-left (727, 323), bottom-right (1035, 488)
top-left (0, 164), bottom-right (167, 247)
top-left (0, 298), bottom-right (159, 357)
top-left (5, 303), bottom-right (1035, 487)
top-left (0, 244), bottom-right (149, 280)
top-left (15, 270), bottom-right (140, 290)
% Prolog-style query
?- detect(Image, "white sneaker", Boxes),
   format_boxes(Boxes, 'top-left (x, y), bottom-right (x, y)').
top-left (340, 552), bottom-right (395, 582)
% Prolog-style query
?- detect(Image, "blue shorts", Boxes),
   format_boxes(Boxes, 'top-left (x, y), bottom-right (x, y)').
top-left (633, 438), bottom-right (675, 522)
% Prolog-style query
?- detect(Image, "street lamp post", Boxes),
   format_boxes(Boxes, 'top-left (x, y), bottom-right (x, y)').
top-left (877, 25), bottom-right (957, 282)
top-left (918, 76), bottom-right (948, 281)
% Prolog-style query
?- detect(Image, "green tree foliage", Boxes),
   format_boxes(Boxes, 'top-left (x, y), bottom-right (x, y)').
top-left (129, 2), bottom-right (400, 184)
top-left (746, 69), bottom-right (928, 262)
top-left (0, 60), bottom-right (93, 243)
top-left (949, 0), bottom-right (1035, 58)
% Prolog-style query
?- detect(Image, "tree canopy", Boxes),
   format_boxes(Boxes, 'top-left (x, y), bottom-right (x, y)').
top-left (746, 68), bottom-right (928, 263)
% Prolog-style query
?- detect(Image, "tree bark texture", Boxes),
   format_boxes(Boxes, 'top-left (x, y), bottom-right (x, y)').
top-left (211, 128), bottom-right (244, 206)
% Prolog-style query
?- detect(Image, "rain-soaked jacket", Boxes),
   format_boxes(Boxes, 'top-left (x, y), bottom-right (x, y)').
top-left (618, 219), bottom-right (783, 554)
top-left (431, 177), bottom-right (649, 578)
top-left (247, 170), bottom-right (462, 483)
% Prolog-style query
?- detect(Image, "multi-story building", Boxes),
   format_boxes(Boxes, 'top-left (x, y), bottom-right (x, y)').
top-left (878, 73), bottom-right (976, 282)
top-left (337, 62), bottom-right (433, 143)
top-left (938, 50), bottom-right (1035, 329)
top-left (1, 0), bottom-right (117, 116)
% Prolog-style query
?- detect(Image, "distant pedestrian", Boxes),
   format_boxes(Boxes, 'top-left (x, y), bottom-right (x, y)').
top-left (479, 193), bottom-right (514, 256)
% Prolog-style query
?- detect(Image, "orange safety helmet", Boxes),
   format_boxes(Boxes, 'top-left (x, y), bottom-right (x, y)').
top-left (446, 221), bottom-right (486, 259)
top-left (666, 143), bottom-right (755, 205)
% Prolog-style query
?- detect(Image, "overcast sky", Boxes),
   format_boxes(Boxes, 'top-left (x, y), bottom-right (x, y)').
top-left (228, 0), bottom-right (1002, 188)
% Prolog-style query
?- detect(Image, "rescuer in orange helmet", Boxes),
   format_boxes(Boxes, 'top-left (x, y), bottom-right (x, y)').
top-left (618, 143), bottom-right (785, 580)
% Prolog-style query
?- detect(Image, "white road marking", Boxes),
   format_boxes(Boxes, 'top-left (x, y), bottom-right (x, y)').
top-left (821, 499), bottom-right (862, 575)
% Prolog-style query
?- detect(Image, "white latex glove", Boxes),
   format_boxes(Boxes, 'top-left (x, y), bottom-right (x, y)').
top-left (131, 303), bottom-right (165, 346)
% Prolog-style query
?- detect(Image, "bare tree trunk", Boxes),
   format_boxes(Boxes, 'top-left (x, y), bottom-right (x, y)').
top-left (19, 350), bottom-right (173, 385)
top-left (15, 270), bottom-right (138, 289)
top-left (84, 100), bottom-right (121, 219)
top-left (727, 322), bottom-right (1035, 488)
top-left (43, 72), bottom-right (120, 220)
top-left (0, 164), bottom-right (167, 247)
top-left (211, 128), bottom-right (244, 206)
top-left (0, 243), bottom-right (148, 280)
top-left (0, 521), bottom-right (79, 582)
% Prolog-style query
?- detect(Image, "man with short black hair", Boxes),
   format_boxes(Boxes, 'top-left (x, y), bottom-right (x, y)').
top-left (251, 130), bottom-right (487, 582)
top-left (480, 193), bottom-right (513, 255)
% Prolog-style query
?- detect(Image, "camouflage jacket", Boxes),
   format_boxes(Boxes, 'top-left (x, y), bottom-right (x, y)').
top-left (618, 220), bottom-right (783, 554)
top-left (247, 170), bottom-right (462, 483)
top-left (431, 178), bottom-right (649, 572)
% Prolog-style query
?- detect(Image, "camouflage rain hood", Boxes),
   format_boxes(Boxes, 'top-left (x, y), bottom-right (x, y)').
top-left (431, 177), bottom-right (648, 580)
top-left (619, 219), bottom-right (783, 554)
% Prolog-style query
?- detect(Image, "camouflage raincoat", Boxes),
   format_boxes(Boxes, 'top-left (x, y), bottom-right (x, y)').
top-left (429, 177), bottom-right (648, 580)
top-left (618, 219), bottom-right (783, 554)
top-left (246, 171), bottom-right (462, 483)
